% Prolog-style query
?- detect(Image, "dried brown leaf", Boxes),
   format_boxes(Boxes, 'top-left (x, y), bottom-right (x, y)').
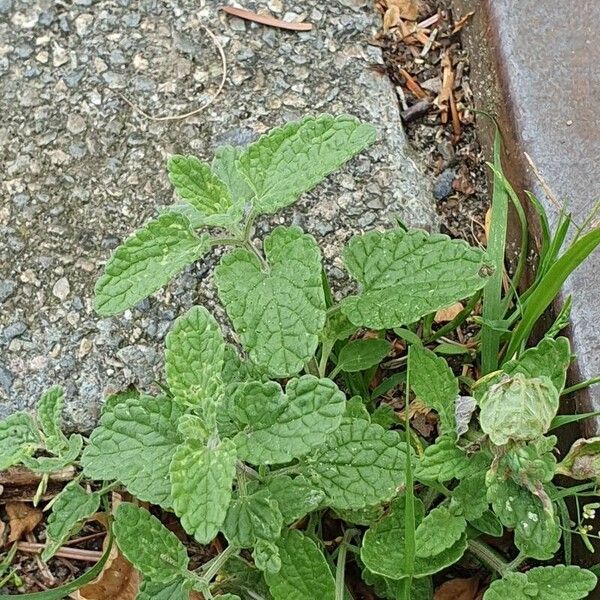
top-left (453, 11), bottom-right (475, 34)
top-left (383, 6), bottom-right (400, 31)
top-left (434, 302), bottom-right (464, 323)
top-left (6, 502), bottom-right (42, 542)
top-left (434, 577), bottom-right (479, 600)
top-left (387, 0), bottom-right (419, 21)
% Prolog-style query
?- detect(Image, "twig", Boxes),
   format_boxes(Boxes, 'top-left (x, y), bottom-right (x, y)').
top-left (117, 23), bottom-right (227, 122)
top-left (222, 6), bottom-right (313, 31)
top-left (0, 466), bottom-right (76, 486)
top-left (17, 542), bottom-right (103, 562)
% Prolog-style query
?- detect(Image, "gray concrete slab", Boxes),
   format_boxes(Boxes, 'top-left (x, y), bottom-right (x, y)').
top-left (0, 0), bottom-right (436, 429)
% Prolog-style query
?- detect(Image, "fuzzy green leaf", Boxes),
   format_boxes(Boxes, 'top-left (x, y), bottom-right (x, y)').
top-left (114, 503), bottom-right (189, 583)
top-left (260, 476), bottom-right (325, 524)
top-left (212, 145), bottom-right (254, 205)
top-left (253, 538), bottom-right (282, 575)
top-left (414, 436), bottom-right (471, 483)
top-left (556, 437), bottom-right (600, 482)
top-left (449, 470), bottom-right (489, 521)
top-left (234, 376), bottom-right (345, 465)
top-left (238, 115), bottom-right (377, 215)
top-left (264, 530), bottom-right (335, 600)
top-left (165, 306), bottom-right (225, 415)
top-left (483, 566), bottom-right (597, 600)
top-left (168, 155), bottom-right (244, 227)
top-left (415, 506), bottom-right (466, 558)
top-left (136, 579), bottom-right (190, 600)
top-left (0, 412), bottom-right (41, 470)
top-left (471, 511), bottom-right (504, 537)
top-left (362, 569), bottom-right (433, 600)
top-left (341, 229), bottom-right (491, 329)
top-left (410, 345), bottom-right (458, 436)
top-left (81, 397), bottom-right (183, 508)
top-left (42, 482), bottom-right (100, 561)
top-left (223, 489), bottom-right (283, 548)
top-left (479, 374), bottom-right (559, 445)
top-left (361, 496), bottom-right (467, 580)
top-left (336, 338), bottom-right (391, 373)
top-left (215, 226), bottom-right (326, 378)
top-left (301, 419), bottom-right (407, 509)
top-left (94, 213), bottom-right (210, 316)
top-left (37, 386), bottom-right (69, 454)
top-left (170, 438), bottom-right (237, 544)
top-left (23, 433), bottom-right (83, 474)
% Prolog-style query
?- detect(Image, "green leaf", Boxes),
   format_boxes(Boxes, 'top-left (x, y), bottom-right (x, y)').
top-left (223, 489), bottom-right (283, 548)
top-left (114, 503), bottom-right (189, 583)
top-left (264, 530), bottom-right (335, 600)
top-left (238, 115), bottom-right (377, 215)
top-left (212, 145), bottom-right (253, 205)
top-left (503, 337), bottom-right (571, 392)
top-left (23, 433), bottom-right (83, 474)
top-left (252, 538), bottom-right (282, 575)
top-left (361, 568), bottom-right (433, 600)
top-left (449, 471), bottom-right (489, 521)
top-left (479, 374), bottom-right (559, 445)
top-left (0, 412), bottom-right (40, 470)
top-left (336, 339), bottom-right (390, 373)
top-left (487, 476), bottom-right (560, 560)
top-left (218, 556), bottom-right (274, 600)
top-left (36, 386), bottom-right (69, 454)
top-left (361, 496), bottom-right (467, 580)
top-left (556, 437), bottom-right (600, 482)
top-left (483, 565), bottom-right (597, 600)
top-left (170, 438), bottom-right (237, 544)
top-left (415, 506), bottom-right (466, 558)
top-left (414, 436), bottom-right (471, 483)
top-left (301, 418), bottom-right (407, 509)
top-left (341, 229), bottom-right (491, 329)
top-left (334, 504), bottom-right (385, 526)
top-left (344, 396), bottom-right (371, 421)
top-left (260, 476), bottom-right (325, 525)
top-left (371, 405), bottom-right (398, 429)
top-left (94, 213), bottom-right (210, 316)
top-left (471, 511), bottom-right (503, 537)
top-left (165, 306), bottom-right (225, 416)
top-left (136, 579), bottom-right (191, 600)
top-left (233, 376), bottom-right (345, 465)
top-left (42, 482), bottom-right (100, 561)
top-left (81, 396), bottom-right (183, 508)
top-left (409, 345), bottom-right (458, 435)
top-left (168, 155), bottom-right (243, 227)
top-left (215, 226), bottom-right (326, 378)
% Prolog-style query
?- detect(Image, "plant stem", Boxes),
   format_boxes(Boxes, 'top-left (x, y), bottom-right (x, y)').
top-left (305, 357), bottom-right (320, 377)
top-left (318, 340), bottom-right (335, 378)
top-left (200, 544), bottom-right (238, 582)
top-left (335, 530), bottom-right (355, 600)
top-left (562, 376), bottom-right (600, 396)
top-left (506, 552), bottom-right (527, 572)
top-left (467, 539), bottom-right (509, 577)
top-left (403, 349), bottom-right (415, 600)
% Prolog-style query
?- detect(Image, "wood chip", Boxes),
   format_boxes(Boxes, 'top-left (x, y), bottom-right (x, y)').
top-left (434, 302), bottom-right (464, 323)
top-left (383, 6), bottom-right (400, 32)
top-left (6, 502), bottom-right (43, 542)
top-left (399, 68), bottom-right (428, 99)
top-left (400, 99), bottom-right (431, 122)
top-left (222, 6), bottom-right (313, 31)
top-left (452, 11), bottom-right (475, 34)
top-left (386, 0), bottom-right (419, 21)
top-left (436, 50), bottom-right (454, 123)
top-left (0, 466), bottom-right (76, 487)
top-left (449, 88), bottom-right (461, 141)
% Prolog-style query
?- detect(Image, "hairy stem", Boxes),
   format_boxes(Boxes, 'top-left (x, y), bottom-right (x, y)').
top-left (467, 538), bottom-right (510, 577)
top-left (335, 530), bottom-right (356, 600)
top-left (200, 544), bottom-right (239, 582)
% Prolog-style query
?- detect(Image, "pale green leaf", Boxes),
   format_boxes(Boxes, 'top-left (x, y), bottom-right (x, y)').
top-left (136, 579), bottom-right (190, 600)
top-left (449, 470), bottom-right (489, 521)
top-left (42, 482), bottom-right (100, 561)
top-left (264, 530), bottom-right (335, 600)
top-left (344, 396), bottom-right (371, 421)
top-left (168, 155), bottom-right (243, 227)
top-left (361, 496), bottom-right (467, 580)
top-left (415, 506), bottom-right (466, 558)
top-left (215, 226), bottom-right (326, 378)
top-left (341, 229), bottom-right (491, 329)
top-left (409, 345), bottom-right (458, 435)
top-left (361, 569), bottom-right (433, 600)
top-left (94, 213), bottom-right (210, 316)
top-left (234, 376), bottom-right (345, 465)
top-left (471, 511), bottom-right (503, 537)
top-left (37, 386), bottom-right (69, 454)
top-left (483, 565), bottom-right (597, 600)
top-left (23, 433), bottom-right (83, 473)
top-left (0, 412), bottom-right (40, 470)
top-left (170, 438), bottom-right (236, 544)
top-left (370, 405), bottom-right (399, 429)
top-left (479, 374), bottom-right (559, 445)
top-left (260, 476), bottom-right (325, 524)
top-left (238, 115), bottom-right (377, 215)
top-left (223, 489), bottom-right (283, 547)
top-left (81, 396), bottom-right (183, 508)
top-left (556, 437), bottom-right (600, 482)
top-left (114, 503), bottom-right (189, 583)
top-left (165, 305), bottom-right (225, 414)
top-left (301, 418), bottom-right (407, 509)
top-left (212, 145), bottom-right (253, 205)
top-left (336, 338), bottom-right (390, 373)
top-left (414, 436), bottom-right (471, 483)
top-left (334, 504), bottom-right (384, 526)
top-left (218, 557), bottom-right (274, 600)
top-left (503, 337), bottom-right (571, 392)
top-left (252, 538), bottom-right (282, 575)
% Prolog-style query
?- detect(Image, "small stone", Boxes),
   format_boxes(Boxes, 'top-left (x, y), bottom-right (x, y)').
top-left (2, 321), bottom-right (27, 343)
top-left (74, 14), bottom-right (93, 36)
top-left (78, 337), bottom-right (93, 358)
top-left (434, 169), bottom-right (456, 200)
top-left (35, 50), bottom-right (49, 64)
top-left (0, 0), bottom-right (14, 15)
top-left (67, 114), bottom-right (86, 134)
top-left (0, 279), bottom-right (16, 303)
top-left (0, 364), bottom-right (12, 394)
top-left (52, 44), bottom-right (69, 67)
top-left (29, 355), bottom-right (48, 370)
top-left (52, 277), bottom-right (70, 301)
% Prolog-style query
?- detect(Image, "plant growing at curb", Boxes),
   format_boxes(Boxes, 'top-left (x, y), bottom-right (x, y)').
top-left (1, 115), bottom-right (599, 599)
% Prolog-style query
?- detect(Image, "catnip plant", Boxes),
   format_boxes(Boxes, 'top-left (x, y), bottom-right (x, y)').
top-left (1, 115), bottom-right (599, 600)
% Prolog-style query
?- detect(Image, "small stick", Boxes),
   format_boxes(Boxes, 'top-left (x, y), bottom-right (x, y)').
top-left (399, 68), bottom-right (428, 99)
top-left (64, 531), bottom-right (106, 547)
top-left (222, 6), bottom-right (313, 31)
top-left (17, 542), bottom-right (103, 562)
top-left (0, 466), bottom-right (76, 487)
top-left (418, 14), bottom-right (440, 28)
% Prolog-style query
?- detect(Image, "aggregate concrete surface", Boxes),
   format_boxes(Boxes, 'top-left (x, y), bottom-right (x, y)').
top-left (0, 0), bottom-right (436, 429)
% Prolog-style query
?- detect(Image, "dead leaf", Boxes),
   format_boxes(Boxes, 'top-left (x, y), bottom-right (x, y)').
top-left (434, 577), bottom-right (479, 600)
top-left (6, 502), bottom-right (42, 542)
top-left (383, 6), bottom-right (400, 31)
top-left (484, 207), bottom-right (492, 245)
top-left (387, 0), bottom-right (419, 21)
top-left (222, 6), bottom-right (313, 31)
top-left (434, 302), bottom-right (464, 323)
top-left (453, 11), bottom-right (475, 34)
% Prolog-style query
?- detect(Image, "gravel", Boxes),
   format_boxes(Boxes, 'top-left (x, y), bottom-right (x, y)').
top-left (0, 0), bottom-right (437, 430)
